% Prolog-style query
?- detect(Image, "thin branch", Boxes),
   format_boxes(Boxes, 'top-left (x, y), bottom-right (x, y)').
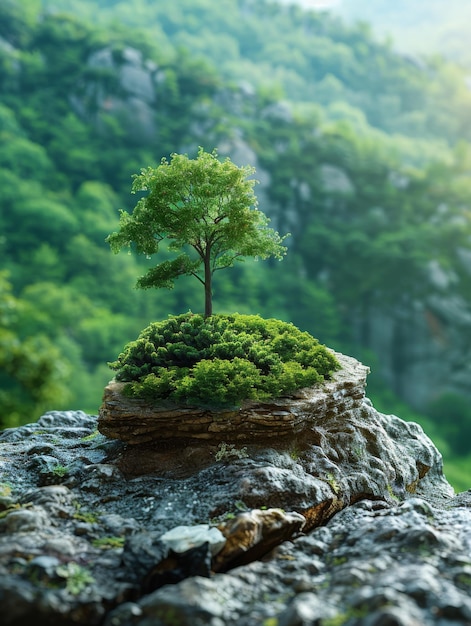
top-left (214, 214), bottom-right (228, 224)
top-left (190, 271), bottom-right (205, 285)
top-left (192, 241), bottom-right (205, 257)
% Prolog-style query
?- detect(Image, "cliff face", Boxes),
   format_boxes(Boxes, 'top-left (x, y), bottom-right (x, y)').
top-left (1, 353), bottom-right (468, 625)
top-left (70, 46), bottom-right (161, 142)
top-left (352, 290), bottom-right (471, 411)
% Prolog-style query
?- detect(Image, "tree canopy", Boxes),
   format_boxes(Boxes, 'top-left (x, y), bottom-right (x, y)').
top-left (107, 148), bottom-right (288, 316)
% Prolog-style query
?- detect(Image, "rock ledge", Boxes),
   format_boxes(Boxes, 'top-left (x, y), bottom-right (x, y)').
top-left (98, 352), bottom-right (369, 444)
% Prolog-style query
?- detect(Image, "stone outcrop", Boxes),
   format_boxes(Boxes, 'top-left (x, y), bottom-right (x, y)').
top-left (98, 352), bottom-right (369, 444)
top-left (0, 355), bottom-right (464, 625)
top-left (349, 254), bottom-right (471, 411)
top-left (70, 46), bottom-right (162, 141)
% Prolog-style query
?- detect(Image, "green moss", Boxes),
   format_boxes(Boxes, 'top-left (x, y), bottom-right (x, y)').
top-left (110, 313), bottom-right (339, 408)
top-left (325, 473), bottom-right (340, 494)
top-left (72, 501), bottom-right (100, 524)
top-left (51, 464), bottom-right (69, 477)
top-left (56, 562), bottom-right (95, 595)
top-left (321, 607), bottom-right (369, 626)
top-left (0, 482), bottom-right (12, 497)
top-left (92, 536), bottom-right (125, 549)
top-left (80, 430), bottom-right (100, 442)
top-left (386, 483), bottom-right (400, 502)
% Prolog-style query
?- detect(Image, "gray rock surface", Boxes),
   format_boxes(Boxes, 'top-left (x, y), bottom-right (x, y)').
top-left (69, 45), bottom-right (160, 141)
top-left (0, 371), bottom-right (468, 625)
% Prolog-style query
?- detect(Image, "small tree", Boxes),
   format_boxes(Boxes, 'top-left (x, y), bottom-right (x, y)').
top-left (107, 148), bottom-right (288, 316)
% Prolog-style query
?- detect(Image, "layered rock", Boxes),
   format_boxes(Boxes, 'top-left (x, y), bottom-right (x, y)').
top-left (98, 352), bottom-right (369, 444)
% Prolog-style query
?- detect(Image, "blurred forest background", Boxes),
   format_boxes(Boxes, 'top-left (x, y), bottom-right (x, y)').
top-left (1, 0), bottom-right (471, 490)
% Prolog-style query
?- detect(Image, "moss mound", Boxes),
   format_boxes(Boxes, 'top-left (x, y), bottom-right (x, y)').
top-left (109, 313), bottom-right (340, 408)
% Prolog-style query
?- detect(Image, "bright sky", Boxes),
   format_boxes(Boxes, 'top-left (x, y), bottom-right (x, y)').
top-left (279, 0), bottom-right (342, 8)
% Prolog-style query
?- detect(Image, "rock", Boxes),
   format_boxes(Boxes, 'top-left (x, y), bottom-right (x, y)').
top-left (160, 524), bottom-right (226, 556)
top-left (351, 290), bottom-right (471, 412)
top-left (27, 555), bottom-right (62, 584)
top-left (214, 508), bottom-right (305, 572)
top-left (143, 542), bottom-right (214, 593)
top-left (277, 592), bottom-right (338, 626)
top-left (98, 352), bottom-right (369, 444)
top-left (69, 45), bottom-right (159, 141)
top-left (0, 507), bottom-right (50, 533)
top-left (319, 163), bottom-right (355, 194)
top-left (0, 359), bottom-right (468, 626)
top-left (104, 578), bottom-right (229, 626)
top-left (120, 531), bottom-right (172, 585)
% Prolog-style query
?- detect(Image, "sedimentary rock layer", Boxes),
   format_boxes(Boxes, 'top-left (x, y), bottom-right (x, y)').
top-left (98, 352), bottom-right (369, 444)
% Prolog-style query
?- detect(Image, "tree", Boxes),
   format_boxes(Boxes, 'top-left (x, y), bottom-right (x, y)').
top-left (107, 148), bottom-right (288, 316)
top-left (0, 272), bottom-right (70, 428)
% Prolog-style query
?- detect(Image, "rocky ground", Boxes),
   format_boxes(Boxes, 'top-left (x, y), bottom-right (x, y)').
top-left (1, 355), bottom-right (470, 625)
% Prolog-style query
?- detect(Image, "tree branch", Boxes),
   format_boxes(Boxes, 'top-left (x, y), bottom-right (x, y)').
top-left (190, 271), bottom-right (205, 285)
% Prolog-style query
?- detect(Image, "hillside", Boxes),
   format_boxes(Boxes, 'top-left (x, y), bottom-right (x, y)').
top-left (40, 0), bottom-right (471, 143)
top-left (333, 0), bottom-right (471, 67)
top-left (1, 0), bottom-right (471, 487)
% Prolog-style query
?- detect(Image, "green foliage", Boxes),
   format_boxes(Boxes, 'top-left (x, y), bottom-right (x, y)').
top-left (107, 148), bottom-right (288, 316)
top-left (55, 562), bottom-right (95, 595)
top-left (51, 464), bottom-right (69, 478)
top-left (441, 456), bottom-right (471, 494)
top-left (0, 273), bottom-right (71, 428)
top-left (40, 0), bottom-right (471, 143)
top-left (427, 392), bottom-right (471, 456)
top-left (72, 502), bottom-right (100, 524)
top-left (110, 313), bottom-right (339, 407)
top-left (92, 536), bottom-right (125, 549)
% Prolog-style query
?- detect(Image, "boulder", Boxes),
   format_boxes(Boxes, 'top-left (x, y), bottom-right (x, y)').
top-left (0, 351), bottom-right (463, 626)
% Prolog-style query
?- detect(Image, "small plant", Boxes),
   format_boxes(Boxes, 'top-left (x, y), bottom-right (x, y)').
top-left (73, 502), bottom-right (100, 524)
top-left (0, 502), bottom-right (21, 519)
top-left (56, 562), bottom-right (95, 595)
top-left (110, 313), bottom-right (339, 408)
top-left (51, 464), bottom-right (69, 478)
top-left (234, 500), bottom-right (249, 511)
top-left (386, 483), bottom-right (400, 502)
top-left (350, 445), bottom-right (365, 460)
top-left (0, 482), bottom-right (12, 497)
top-left (80, 430), bottom-right (100, 442)
top-left (288, 446), bottom-right (301, 461)
top-left (329, 555), bottom-right (348, 567)
top-left (215, 442), bottom-right (249, 461)
top-left (210, 500), bottom-right (250, 524)
top-left (326, 473), bottom-right (340, 494)
top-left (92, 536), bottom-right (125, 549)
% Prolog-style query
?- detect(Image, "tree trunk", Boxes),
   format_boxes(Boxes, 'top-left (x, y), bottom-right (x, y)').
top-left (204, 252), bottom-right (212, 317)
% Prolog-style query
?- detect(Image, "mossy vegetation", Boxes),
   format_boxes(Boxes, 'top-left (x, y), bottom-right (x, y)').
top-left (110, 313), bottom-right (339, 408)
